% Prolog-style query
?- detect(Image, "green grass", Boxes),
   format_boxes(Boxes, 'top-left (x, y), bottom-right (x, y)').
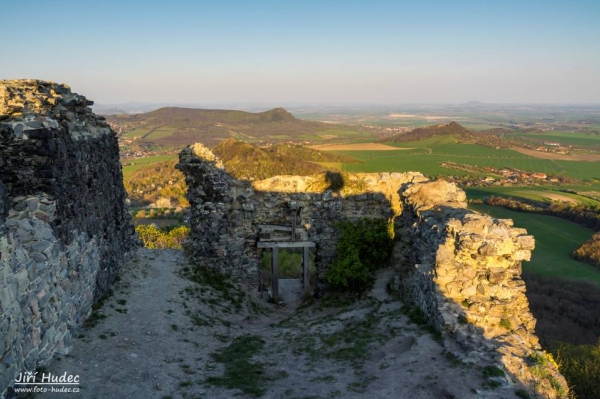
top-left (299, 134), bottom-right (324, 141)
top-left (389, 136), bottom-right (522, 157)
top-left (122, 128), bottom-right (151, 139)
top-left (554, 160), bottom-right (600, 180)
top-left (466, 186), bottom-right (600, 206)
top-left (121, 154), bottom-right (178, 179)
top-left (145, 126), bottom-right (176, 140)
top-left (206, 335), bottom-right (287, 397)
top-left (511, 131), bottom-right (600, 147)
top-left (469, 204), bottom-right (600, 285)
top-left (337, 137), bottom-right (600, 181)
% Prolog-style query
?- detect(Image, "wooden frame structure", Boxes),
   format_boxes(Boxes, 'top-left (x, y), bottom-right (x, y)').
top-left (257, 224), bottom-right (314, 302)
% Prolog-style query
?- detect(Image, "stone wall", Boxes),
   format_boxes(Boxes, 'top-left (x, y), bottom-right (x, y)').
top-left (177, 143), bottom-right (426, 287)
top-left (0, 80), bottom-right (135, 395)
top-left (180, 143), bottom-right (569, 398)
top-left (396, 180), bottom-right (568, 398)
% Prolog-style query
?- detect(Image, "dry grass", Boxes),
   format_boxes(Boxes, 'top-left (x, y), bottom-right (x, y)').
top-left (310, 143), bottom-right (406, 151)
top-left (537, 193), bottom-right (580, 203)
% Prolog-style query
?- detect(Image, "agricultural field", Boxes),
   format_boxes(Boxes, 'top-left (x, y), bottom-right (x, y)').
top-left (122, 154), bottom-right (178, 179)
top-left (466, 186), bottom-right (600, 206)
top-left (469, 204), bottom-right (600, 286)
top-left (509, 131), bottom-right (600, 148)
top-left (332, 136), bottom-right (600, 181)
top-left (311, 143), bottom-right (400, 151)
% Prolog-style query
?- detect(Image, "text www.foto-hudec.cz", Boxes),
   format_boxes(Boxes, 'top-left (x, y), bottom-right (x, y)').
top-left (12, 371), bottom-right (81, 394)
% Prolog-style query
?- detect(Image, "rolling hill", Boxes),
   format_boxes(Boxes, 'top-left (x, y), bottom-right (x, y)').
top-left (107, 107), bottom-right (371, 148)
top-left (212, 138), bottom-right (361, 180)
top-left (386, 121), bottom-right (516, 148)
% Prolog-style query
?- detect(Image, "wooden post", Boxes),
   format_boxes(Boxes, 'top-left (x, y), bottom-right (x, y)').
top-left (303, 246), bottom-right (310, 297)
top-left (272, 247), bottom-right (279, 302)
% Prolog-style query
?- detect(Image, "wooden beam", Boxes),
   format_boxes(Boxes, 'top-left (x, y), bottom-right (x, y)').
top-left (271, 247), bottom-right (279, 302)
top-left (303, 246), bottom-right (311, 297)
top-left (257, 241), bottom-right (315, 249)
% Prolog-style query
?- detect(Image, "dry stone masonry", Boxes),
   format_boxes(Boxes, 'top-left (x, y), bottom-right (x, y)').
top-left (179, 143), bottom-right (568, 398)
top-left (0, 80), bottom-right (135, 396)
top-left (177, 143), bottom-right (426, 288)
top-left (396, 180), bottom-right (568, 398)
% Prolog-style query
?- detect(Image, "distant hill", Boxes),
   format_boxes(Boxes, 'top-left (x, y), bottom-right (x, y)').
top-left (386, 121), bottom-right (514, 148)
top-left (212, 138), bottom-right (361, 180)
top-left (107, 107), bottom-right (370, 148)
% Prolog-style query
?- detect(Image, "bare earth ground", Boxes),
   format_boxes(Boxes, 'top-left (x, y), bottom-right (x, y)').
top-left (35, 249), bottom-right (519, 399)
top-left (310, 143), bottom-right (406, 151)
top-left (513, 147), bottom-right (600, 161)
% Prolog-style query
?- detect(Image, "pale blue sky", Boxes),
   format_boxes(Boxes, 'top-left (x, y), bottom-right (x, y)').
top-left (2, 0), bottom-right (599, 104)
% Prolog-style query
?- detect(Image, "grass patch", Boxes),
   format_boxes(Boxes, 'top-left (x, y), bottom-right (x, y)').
top-left (83, 289), bottom-right (114, 329)
top-left (181, 263), bottom-right (245, 311)
top-left (403, 306), bottom-right (442, 340)
top-left (499, 318), bottom-right (512, 330)
top-left (320, 316), bottom-right (387, 366)
top-left (206, 335), bottom-right (285, 397)
top-left (482, 365), bottom-right (505, 378)
top-left (121, 154), bottom-right (178, 179)
top-left (527, 352), bottom-right (568, 398)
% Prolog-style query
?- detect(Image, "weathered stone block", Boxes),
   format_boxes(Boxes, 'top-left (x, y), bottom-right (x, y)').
top-left (516, 235), bottom-right (535, 250)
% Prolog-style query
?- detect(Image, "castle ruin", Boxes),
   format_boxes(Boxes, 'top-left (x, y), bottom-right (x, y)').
top-left (0, 80), bottom-right (568, 398)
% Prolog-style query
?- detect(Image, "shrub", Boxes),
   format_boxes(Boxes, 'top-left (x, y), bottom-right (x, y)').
top-left (325, 218), bottom-right (393, 292)
top-left (482, 365), bottom-right (505, 378)
top-left (326, 248), bottom-right (368, 290)
top-left (551, 340), bottom-right (600, 399)
top-left (136, 224), bottom-right (189, 249)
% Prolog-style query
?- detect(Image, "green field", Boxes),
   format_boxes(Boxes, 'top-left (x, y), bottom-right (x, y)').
top-left (145, 127), bottom-right (176, 140)
top-left (122, 154), bottom-right (178, 179)
top-left (511, 131), bottom-right (600, 148)
top-left (469, 204), bottom-right (600, 285)
top-left (466, 186), bottom-right (600, 206)
top-left (335, 136), bottom-right (600, 181)
top-left (123, 128), bottom-right (152, 139)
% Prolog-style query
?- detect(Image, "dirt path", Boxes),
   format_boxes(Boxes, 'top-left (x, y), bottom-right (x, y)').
top-left (36, 249), bottom-right (518, 399)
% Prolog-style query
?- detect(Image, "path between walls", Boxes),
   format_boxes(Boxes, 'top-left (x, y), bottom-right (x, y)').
top-left (28, 249), bottom-right (519, 399)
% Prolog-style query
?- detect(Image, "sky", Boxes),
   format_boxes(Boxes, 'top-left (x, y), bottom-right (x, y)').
top-left (2, 0), bottom-right (600, 105)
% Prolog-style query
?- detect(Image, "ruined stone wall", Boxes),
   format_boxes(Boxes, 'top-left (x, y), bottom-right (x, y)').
top-left (396, 180), bottom-right (568, 398)
top-left (180, 143), bottom-right (569, 397)
top-left (177, 144), bottom-right (425, 286)
top-left (0, 80), bottom-right (135, 394)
